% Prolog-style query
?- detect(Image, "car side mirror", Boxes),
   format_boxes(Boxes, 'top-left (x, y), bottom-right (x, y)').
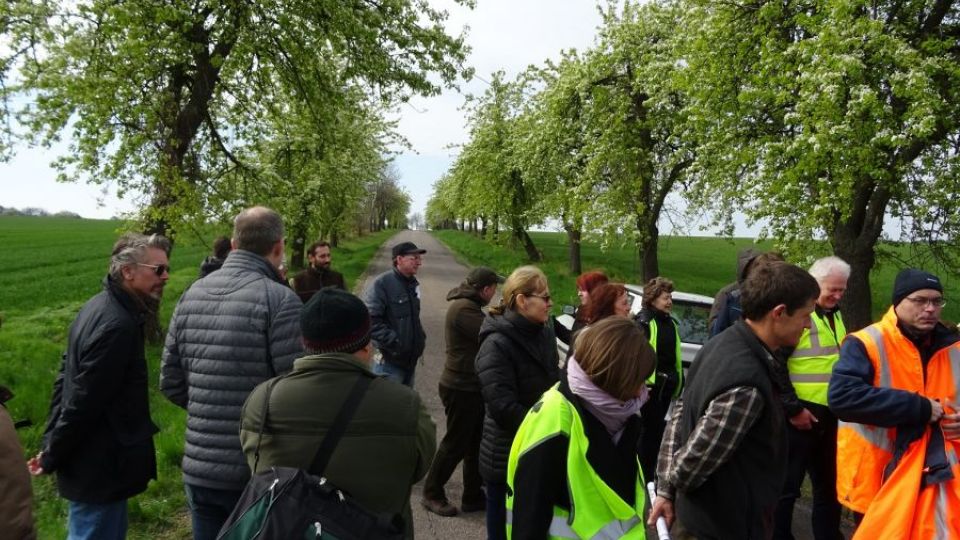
top-left (561, 304), bottom-right (576, 316)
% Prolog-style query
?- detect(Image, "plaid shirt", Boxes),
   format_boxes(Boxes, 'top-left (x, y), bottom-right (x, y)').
top-left (655, 386), bottom-right (764, 500)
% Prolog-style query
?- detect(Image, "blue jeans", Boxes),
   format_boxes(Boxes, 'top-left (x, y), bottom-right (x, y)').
top-left (373, 360), bottom-right (416, 387)
top-left (184, 483), bottom-right (243, 540)
top-left (485, 480), bottom-right (507, 540)
top-left (67, 499), bottom-right (127, 540)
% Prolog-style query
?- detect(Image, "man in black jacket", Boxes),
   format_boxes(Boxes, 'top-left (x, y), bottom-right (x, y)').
top-left (29, 232), bottom-right (170, 540)
top-left (291, 240), bottom-right (346, 302)
top-left (363, 241), bottom-right (427, 387)
top-left (649, 262), bottom-right (819, 539)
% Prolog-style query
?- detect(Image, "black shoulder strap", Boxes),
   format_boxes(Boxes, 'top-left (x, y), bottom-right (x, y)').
top-left (309, 374), bottom-right (372, 476)
top-left (252, 377), bottom-right (282, 473)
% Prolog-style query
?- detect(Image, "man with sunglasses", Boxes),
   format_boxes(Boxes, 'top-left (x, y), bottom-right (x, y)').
top-left (161, 206), bottom-right (303, 540)
top-left (29, 233), bottom-right (170, 540)
top-left (363, 241), bottom-right (427, 387)
top-left (829, 268), bottom-right (960, 537)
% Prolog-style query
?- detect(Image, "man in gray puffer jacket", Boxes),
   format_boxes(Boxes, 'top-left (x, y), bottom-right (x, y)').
top-left (161, 206), bottom-right (302, 540)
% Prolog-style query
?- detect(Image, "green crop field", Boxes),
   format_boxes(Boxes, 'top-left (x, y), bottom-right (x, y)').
top-left (0, 216), bottom-right (395, 539)
top-left (431, 230), bottom-right (960, 324)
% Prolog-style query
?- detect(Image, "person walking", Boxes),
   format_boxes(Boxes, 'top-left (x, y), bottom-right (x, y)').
top-left (649, 262), bottom-right (819, 539)
top-left (475, 266), bottom-right (560, 540)
top-left (506, 317), bottom-right (656, 539)
top-left (161, 206), bottom-right (302, 540)
top-left (421, 267), bottom-right (503, 517)
top-left (829, 269), bottom-right (960, 538)
top-left (636, 277), bottom-right (683, 481)
top-left (29, 233), bottom-right (171, 540)
top-left (240, 288), bottom-right (436, 539)
top-left (364, 241), bottom-right (427, 387)
top-left (291, 240), bottom-right (346, 302)
top-left (773, 256), bottom-right (850, 540)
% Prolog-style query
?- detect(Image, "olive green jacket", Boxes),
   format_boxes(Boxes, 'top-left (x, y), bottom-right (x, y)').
top-left (240, 353), bottom-right (436, 538)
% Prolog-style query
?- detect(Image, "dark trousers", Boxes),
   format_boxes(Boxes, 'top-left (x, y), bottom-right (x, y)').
top-left (640, 393), bottom-right (671, 482)
top-left (423, 385), bottom-right (485, 505)
top-left (184, 483), bottom-right (244, 540)
top-left (485, 480), bottom-right (507, 540)
top-left (773, 402), bottom-right (843, 540)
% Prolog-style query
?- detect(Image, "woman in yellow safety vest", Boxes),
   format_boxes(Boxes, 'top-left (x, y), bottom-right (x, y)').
top-left (506, 317), bottom-right (656, 539)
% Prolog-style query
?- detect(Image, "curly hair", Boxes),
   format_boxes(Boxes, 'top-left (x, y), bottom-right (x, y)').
top-left (642, 277), bottom-right (675, 309)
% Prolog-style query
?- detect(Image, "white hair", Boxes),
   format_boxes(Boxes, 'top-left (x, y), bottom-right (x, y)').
top-left (808, 256), bottom-right (851, 281)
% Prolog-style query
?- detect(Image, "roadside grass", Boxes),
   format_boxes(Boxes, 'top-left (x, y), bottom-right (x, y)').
top-left (0, 216), bottom-right (393, 539)
top-left (430, 230), bottom-right (959, 323)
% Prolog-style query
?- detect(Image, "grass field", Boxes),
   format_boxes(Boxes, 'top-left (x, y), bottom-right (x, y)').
top-left (0, 216), bottom-right (395, 539)
top-left (431, 230), bottom-right (960, 323)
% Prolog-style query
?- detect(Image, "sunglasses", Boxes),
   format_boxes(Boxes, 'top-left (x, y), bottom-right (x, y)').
top-left (137, 263), bottom-right (170, 276)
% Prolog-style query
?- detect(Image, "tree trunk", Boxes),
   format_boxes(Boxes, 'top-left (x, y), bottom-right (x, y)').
top-left (330, 229), bottom-right (340, 247)
top-left (565, 226), bottom-right (582, 275)
top-left (639, 221), bottom-right (660, 282)
top-left (514, 225), bottom-right (541, 262)
top-left (291, 233), bottom-right (306, 270)
top-left (480, 216), bottom-right (487, 237)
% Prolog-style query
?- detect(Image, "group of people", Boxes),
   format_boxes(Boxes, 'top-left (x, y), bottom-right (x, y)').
top-left (5, 206), bottom-right (959, 540)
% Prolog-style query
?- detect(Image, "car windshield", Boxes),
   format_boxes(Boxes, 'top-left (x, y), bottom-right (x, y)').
top-left (674, 301), bottom-right (711, 345)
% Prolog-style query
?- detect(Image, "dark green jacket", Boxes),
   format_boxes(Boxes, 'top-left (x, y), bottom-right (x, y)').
top-left (239, 353), bottom-right (436, 539)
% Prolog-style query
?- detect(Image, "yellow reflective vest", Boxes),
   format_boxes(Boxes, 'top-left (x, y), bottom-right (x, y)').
top-left (506, 385), bottom-right (646, 539)
top-left (787, 309), bottom-right (846, 405)
top-left (646, 317), bottom-right (683, 398)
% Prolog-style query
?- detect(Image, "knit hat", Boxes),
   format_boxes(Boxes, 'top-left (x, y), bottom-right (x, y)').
top-left (392, 241), bottom-right (426, 259)
top-left (892, 268), bottom-right (943, 307)
top-left (301, 288), bottom-right (371, 353)
top-left (467, 266), bottom-right (504, 288)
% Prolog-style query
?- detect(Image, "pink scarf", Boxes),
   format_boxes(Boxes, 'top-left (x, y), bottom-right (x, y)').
top-left (567, 356), bottom-right (649, 444)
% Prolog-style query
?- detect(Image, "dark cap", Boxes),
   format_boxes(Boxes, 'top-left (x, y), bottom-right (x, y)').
top-left (467, 267), bottom-right (504, 288)
top-left (892, 268), bottom-right (943, 307)
top-left (392, 241), bottom-right (427, 259)
top-left (301, 288), bottom-right (371, 354)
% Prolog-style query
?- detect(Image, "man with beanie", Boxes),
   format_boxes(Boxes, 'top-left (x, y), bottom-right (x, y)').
top-left (421, 267), bottom-right (503, 517)
top-left (829, 268), bottom-right (960, 537)
top-left (239, 289), bottom-right (436, 539)
top-left (364, 241), bottom-right (428, 386)
top-left (161, 206), bottom-right (303, 540)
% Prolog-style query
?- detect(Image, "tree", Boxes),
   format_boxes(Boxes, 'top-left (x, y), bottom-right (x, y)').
top-left (682, 0), bottom-right (960, 329)
top-left (8, 0), bottom-right (471, 236)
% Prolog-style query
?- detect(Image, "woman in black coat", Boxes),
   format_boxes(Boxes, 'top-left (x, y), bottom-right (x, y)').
top-left (475, 265), bottom-right (560, 540)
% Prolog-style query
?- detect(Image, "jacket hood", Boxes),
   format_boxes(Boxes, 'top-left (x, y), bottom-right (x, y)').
top-left (447, 281), bottom-right (485, 304)
top-left (736, 248), bottom-right (762, 282)
top-left (479, 310), bottom-right (554, 363)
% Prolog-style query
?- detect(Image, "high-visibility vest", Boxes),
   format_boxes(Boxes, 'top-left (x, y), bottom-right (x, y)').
top-left (506, 385), bottom-right (647, 540)
top-left (835, 307), bottom-right (960, 523)
top-left (787, 310), bottom-right (846, 405)
top-left (646, 317), bottom-right (683, 398)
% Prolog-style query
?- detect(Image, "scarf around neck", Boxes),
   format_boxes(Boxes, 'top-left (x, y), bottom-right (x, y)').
top-left (567, 356), bottom-right (648, 444)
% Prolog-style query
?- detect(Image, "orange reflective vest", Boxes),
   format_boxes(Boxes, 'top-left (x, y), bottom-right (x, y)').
top-left (835, 307), bottom-right (960, 538)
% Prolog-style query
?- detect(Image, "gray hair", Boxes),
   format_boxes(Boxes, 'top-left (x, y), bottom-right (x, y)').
top-left (233, 206), bottom-right (284, 256)
top-left (808, 256), bottom-right (851, 281)
top-left (109, 233), bottom-right (171, 281)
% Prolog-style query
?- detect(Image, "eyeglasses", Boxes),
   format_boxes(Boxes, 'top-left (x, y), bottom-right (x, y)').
top-left (526, 293), bottom-right (552, 303)
top-left (137, 263), bottom-right (170, 276)
top-left (904, 296), bottom-right (946, 308)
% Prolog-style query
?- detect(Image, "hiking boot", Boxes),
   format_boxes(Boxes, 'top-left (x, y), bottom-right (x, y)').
top-left (460, 499), bottom-right (486, 513)
top-left (421, 497), bottom-right (458, 517)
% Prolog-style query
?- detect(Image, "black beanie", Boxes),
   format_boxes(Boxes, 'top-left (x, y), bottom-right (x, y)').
top-left (301, 288), bottom-right (371, 354)
top-left (892, 268), bottom-right (943, 307)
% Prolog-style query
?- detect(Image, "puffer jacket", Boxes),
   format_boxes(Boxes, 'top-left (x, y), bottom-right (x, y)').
top-left (364, 269), bottom-right (426, 370)
top-left (475, 310), bottom-right (559, 483)
top-left (161, 249), bottom-right (303, 491)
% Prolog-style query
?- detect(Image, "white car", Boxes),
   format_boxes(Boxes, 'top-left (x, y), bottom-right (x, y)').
top-left (556, 285), bottom-right (714, 368)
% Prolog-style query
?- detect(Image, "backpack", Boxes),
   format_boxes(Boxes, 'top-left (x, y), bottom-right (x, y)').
top-left (217, 375), bottom-right (404, 540)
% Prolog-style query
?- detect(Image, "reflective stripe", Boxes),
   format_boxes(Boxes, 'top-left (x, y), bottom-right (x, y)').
top-left (789, 373), bottom-right (831, 383)
top-left (863, 326), bottom-right (892, 388)
top-left (951, 347), bottom-right (960, 402)
top-left (547, 516), bottom-right (579, 539)
top-left (589, 516), bottom-right (641, 539)
top-left (792, 344), bottom-right (839, 357)
top-left (947, 446), bottom-right (959, 467)
top-left (935, 483), bottom-right (949, 540)
top-left (839, 420), bottom-right (894, 453)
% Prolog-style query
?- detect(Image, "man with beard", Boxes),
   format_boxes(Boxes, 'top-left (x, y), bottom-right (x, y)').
top-left (29, 233), bottom-right (171, 540)
top-left (292, 241), bottom-right (346, 302)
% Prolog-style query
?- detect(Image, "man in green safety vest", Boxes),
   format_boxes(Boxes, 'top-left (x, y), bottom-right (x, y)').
top-left (773, 256), bottom-right (849, 540)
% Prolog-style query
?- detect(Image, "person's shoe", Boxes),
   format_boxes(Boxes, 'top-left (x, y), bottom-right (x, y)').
top-left (421, 498), bottom-right (458, 517)
top-left (460, 499), bottom-right (486, 513)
